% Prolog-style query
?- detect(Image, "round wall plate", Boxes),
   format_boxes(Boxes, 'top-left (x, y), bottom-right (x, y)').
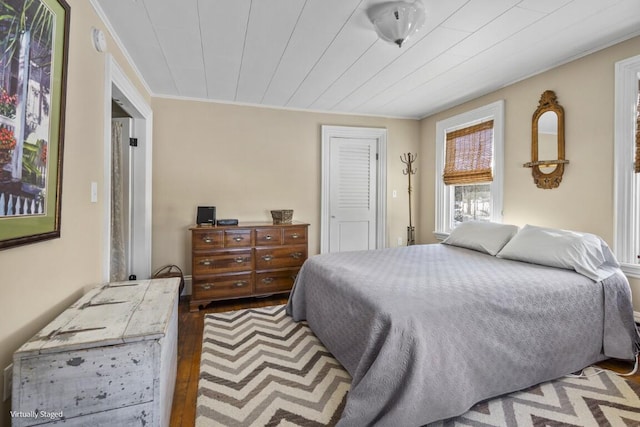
top-left (92, 28), bottom-right (107, 52)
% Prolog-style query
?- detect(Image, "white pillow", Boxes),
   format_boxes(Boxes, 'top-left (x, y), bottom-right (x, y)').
top-left (599, 238), bottom-right (620, 268)
top-left (442, 221), bottom-right (519, 256)
top-left (496, 224), bottom-right (618, 281)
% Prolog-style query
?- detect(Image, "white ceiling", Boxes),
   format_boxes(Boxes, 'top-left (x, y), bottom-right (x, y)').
top-left (92, 0), bottom-right (640, 119)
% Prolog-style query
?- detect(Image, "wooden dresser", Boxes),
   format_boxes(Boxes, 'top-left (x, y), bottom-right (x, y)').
top-left (189, 222), bottom-right (309, 311)
top-left (12, 278), bottom-right (179, 427)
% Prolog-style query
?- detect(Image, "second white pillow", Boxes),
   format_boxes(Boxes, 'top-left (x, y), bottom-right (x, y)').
top-left (442, 221), bottom-right (519, 256)
top-left (496, 224), bottom-right (616, 281)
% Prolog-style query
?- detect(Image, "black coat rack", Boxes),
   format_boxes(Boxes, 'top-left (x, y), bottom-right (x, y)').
top-left (401, 153), bottom-right (417, 245)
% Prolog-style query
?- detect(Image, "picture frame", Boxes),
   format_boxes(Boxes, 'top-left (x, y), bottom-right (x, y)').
top-left (0, 0), bottom-right (70, 249)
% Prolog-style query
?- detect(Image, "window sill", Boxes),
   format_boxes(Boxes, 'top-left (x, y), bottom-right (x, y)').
top-left (433, 231), bottom-right (449, 242)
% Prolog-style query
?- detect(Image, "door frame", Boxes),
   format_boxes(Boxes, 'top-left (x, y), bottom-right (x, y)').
top-left (102, 55), bottom-right (153, 282)
top-left (320, 125), bottom-right (387, 253)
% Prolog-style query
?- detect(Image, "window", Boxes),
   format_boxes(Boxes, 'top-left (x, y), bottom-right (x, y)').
top-left (443, 120), bottom-right (494, 185)
top-left (435, 100), bottom-right (504, 239)
top-left (614, 55), bottom-right (640, 278)
top-left (453, 184), bottom-right (491, 224)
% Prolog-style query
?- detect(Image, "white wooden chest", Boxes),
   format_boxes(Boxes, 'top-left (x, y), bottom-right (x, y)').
top-left (11, 278), bottom-right (179, 427)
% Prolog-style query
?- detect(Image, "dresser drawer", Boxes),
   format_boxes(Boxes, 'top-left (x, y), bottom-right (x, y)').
top-left (255, 228), bottom-right (282, 246)
top-left (283, 226), bottom-right (307, 245)
top-left (189, 223), bottom-right (309, 312)
top-left (192, 229), bottom-right (223, 249)
top-left (255, 269), bottom-right (299, 294)
top-left (193, 250), bottom-right (252, 274)
top-left (255, 245), bottom-right (307, 270)
top-left (193, 274), bottom-right (253, 299)
top-left (224, 229), bottom-right (253, 247)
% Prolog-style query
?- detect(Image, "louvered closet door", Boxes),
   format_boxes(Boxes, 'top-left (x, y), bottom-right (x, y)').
top-left (328, 137), bottom-right (377, 252)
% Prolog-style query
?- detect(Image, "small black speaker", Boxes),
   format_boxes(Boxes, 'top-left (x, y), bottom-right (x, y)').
top-left (197, 206), bottom-right (216, 226)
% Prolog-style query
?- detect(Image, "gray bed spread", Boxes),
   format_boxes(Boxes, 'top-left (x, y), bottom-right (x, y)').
top-left (286, 244), bottom-right (640, 427)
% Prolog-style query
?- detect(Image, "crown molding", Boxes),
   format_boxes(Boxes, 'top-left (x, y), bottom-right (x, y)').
top-left (153, 93), bottom-right (418, 120)
top-left (88, 0), bottom-right (154, 97)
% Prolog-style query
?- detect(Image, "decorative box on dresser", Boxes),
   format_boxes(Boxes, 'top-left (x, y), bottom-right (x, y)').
top-left (11, 278), bottom-right (179, 427)
top-left (190, 222), bottom-right (309, 312)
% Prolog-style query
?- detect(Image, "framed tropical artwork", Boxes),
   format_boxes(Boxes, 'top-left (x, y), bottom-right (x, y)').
top-left (0, 0), bottom-right (70, 249)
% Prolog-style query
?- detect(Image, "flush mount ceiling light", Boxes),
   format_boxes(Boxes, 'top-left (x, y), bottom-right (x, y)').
top-left (370, 0), bottom-right (426, 48)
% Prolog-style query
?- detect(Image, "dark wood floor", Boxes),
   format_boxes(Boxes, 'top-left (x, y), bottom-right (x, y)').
top-left (169, 295), bottom-right (640, 427)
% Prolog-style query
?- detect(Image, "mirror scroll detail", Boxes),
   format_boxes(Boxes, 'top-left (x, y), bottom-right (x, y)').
top-left (524, 90), bottom-right (568, 189)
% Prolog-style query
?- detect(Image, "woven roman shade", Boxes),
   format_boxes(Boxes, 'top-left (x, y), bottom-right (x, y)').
top-left (443, 120), bottom-right (494, 185)
top-left (635, 81), bottom-right (640, 173)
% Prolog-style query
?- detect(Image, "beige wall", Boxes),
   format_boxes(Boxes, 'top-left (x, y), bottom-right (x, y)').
top-left (419, 35), bottom-right (640, 311)
top-left (151, 98), bottom-right (420, 275)
top-left (0, 1), bottom-right (150, 425)
top-left (1, 4), bottom-right (638, 422)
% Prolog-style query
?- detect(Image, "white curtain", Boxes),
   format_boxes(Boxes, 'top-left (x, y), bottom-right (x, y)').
top-left (110, 121), bottom-right (127, 282)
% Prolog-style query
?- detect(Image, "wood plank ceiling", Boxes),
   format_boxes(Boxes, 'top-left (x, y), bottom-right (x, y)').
top-left (93, 0), bottom-right (640, 119)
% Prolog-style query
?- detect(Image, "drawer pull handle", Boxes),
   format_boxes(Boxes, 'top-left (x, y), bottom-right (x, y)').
top-left (233, 236), bottom-right (244, 242)
top-left (265, 235), bottom-right (272, 240)
top-left (201, 284), bottom-right (214, 290)
top-left (234, 281), bottom-right (248, 287)
top-left (261, 277), bottom-right (274, 284)
top-left (199, 260), bottom-right (213, 266)
top-left (291, 233), bottom-right (300, 239)
top-left (291, 252), bottom-right (303, 259)
top-left (262, 255), bottom-right (273, 262)
top-left (203, 237), bottom-right (213, 243)
top-left (234, 257), bottom-right (246, 264)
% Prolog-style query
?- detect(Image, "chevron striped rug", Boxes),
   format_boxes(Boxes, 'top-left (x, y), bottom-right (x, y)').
top-left (196, 305), bottom-right (640, 426)
top-left (431, 369), bottom-right (640, 426)
top-left (196, 305), bottom-right (350, 426)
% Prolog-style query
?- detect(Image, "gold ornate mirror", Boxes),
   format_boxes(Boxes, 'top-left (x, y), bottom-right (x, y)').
top-left (524, 90), bottom-right (568, 189)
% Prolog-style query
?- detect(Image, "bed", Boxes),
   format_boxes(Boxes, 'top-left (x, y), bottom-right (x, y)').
top-left (286, 223), bottom-right (640, 426)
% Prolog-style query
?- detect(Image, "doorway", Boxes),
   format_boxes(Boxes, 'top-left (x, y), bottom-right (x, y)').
top-left (321, 126), bottom-right (387, 253)
top-left (103, 55), bottom-right (153, 282)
